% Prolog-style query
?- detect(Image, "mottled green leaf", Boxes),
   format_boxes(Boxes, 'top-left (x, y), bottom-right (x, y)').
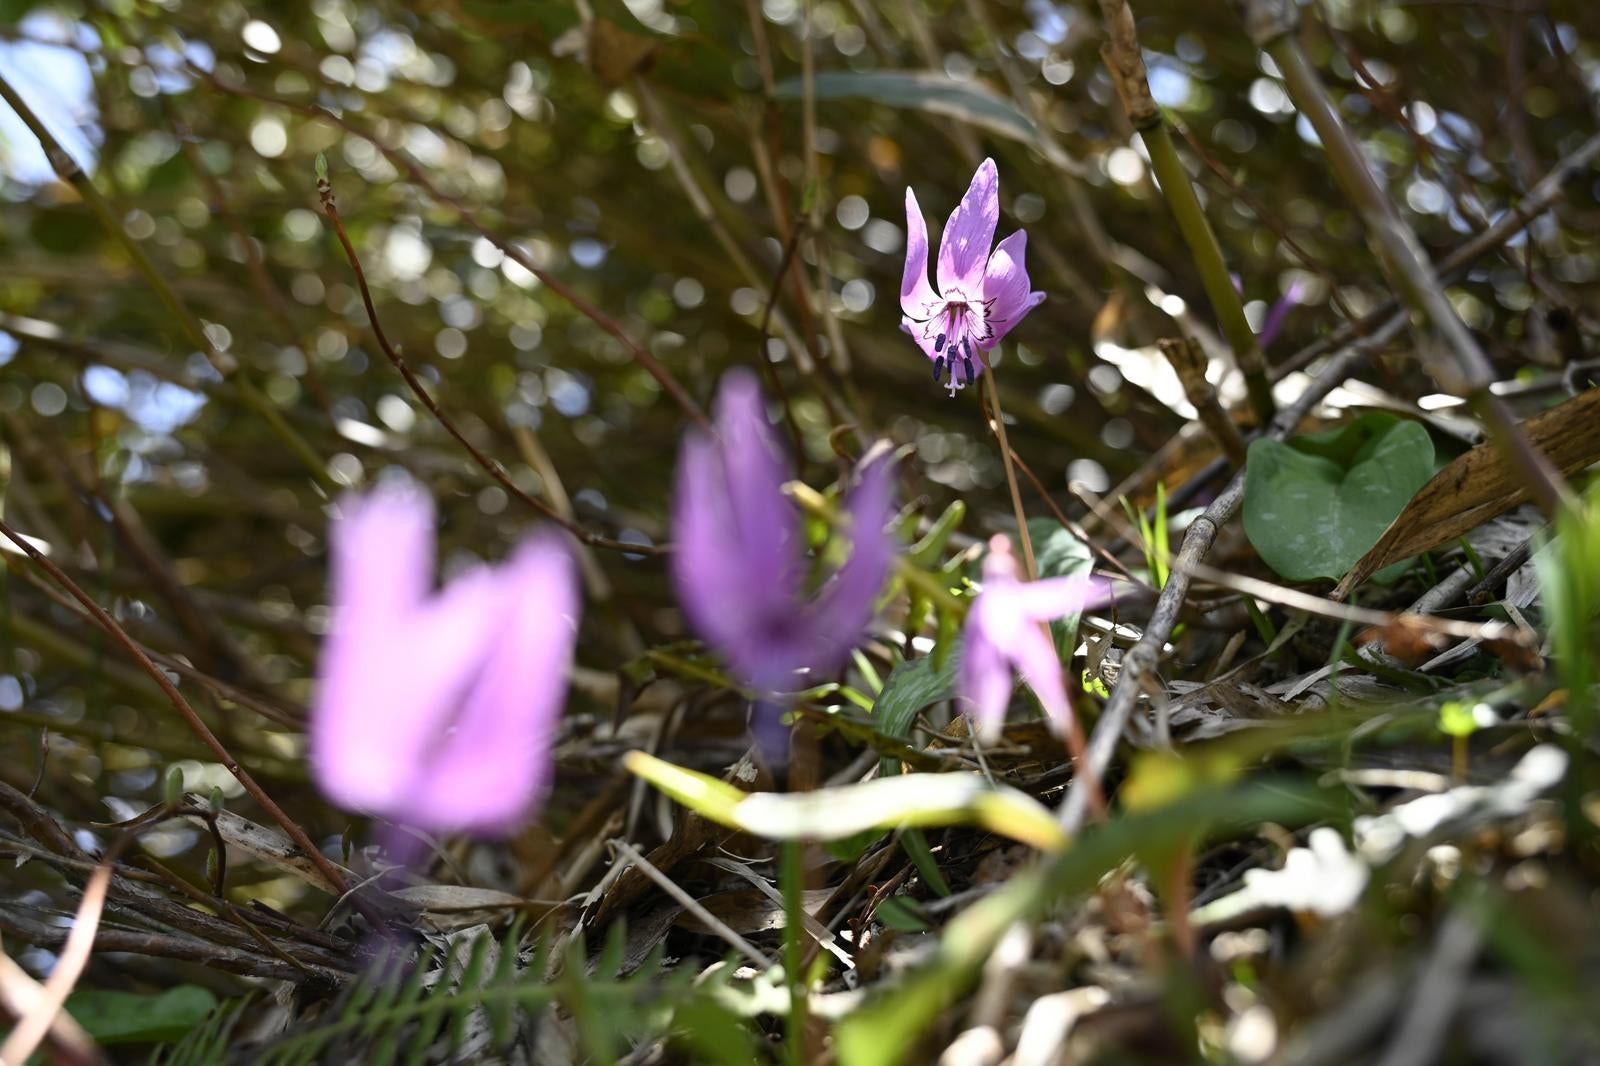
top-left (66, 985), bottom-right (217, 1045)
top-left (1243, 414), bottom-right (1434, 582)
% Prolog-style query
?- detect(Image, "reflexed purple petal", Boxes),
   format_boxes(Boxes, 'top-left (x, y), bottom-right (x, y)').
top-left (672, 434), bottom-right (754, 653)
top-left (711, 371), bottom-right (802, 591)
top-left (404, 534), bottom-right (579, 834)
top-left (311, 561), bottom-right (501, 817)
top-left (801, 457), bottom-right (897, 671)
top-left (670, 376), bottom-right (801, 659)
top-left (901, 187), bottom-right (943, 318)
top-left (937, 158), bottom-right (1000, 295)
top-left (329, 481), bottom-right (435, 616)
top-left (957, 627), bottom-right (1013, 741)
top-left (979, 230), bottom-right (1045, 350)
top-left (1008, 620), bottom-right (1074, 732)
top-left (1008, 574), bottom-right (1114, 622)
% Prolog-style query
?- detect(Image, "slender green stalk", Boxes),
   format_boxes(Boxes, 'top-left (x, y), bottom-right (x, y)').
top-left (981, 361), bottom-right (1037, 580)
top-left (782, 838), bottom-right (808, 1065)
top-left (1093, 0), bottom-right (1274, 425)
top-left (1138, 125), bottom-right (1274, 422)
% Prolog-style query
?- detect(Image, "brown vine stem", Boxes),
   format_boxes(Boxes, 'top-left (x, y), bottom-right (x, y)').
top-left (316, 175), bottom-right (666, 557)
top-left (0, 516), bottom-right (359, 908)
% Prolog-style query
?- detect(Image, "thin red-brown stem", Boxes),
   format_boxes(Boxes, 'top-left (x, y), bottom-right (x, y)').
top-left (1064, 706), bottom-right (1108, 821)
top-left (980, 361), bottom-right (1037, 580)
top-left (317, 178), bottom-right (666, 556)
top-left (0, 517), bottom-right (356, 905)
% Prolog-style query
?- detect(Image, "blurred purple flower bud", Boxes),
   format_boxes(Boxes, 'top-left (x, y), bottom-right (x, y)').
top-left (310, 482), bottom-right (579, 837)
top-left (671, 370), bottom-right (896, 699)
top-left (959, 534), bottom-right (1112, 742)
top-left (1257, 279), bottom-right (1307, 350)
top-left (901, 158), bottom-right (1045, 395)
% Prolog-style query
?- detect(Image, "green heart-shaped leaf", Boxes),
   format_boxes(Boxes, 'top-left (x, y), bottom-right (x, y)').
top-left (1243, 414), bottom-right (1435, 582)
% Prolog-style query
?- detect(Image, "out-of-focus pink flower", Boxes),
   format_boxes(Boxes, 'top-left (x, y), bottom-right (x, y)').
top-left (959, 534), bottom-right (1112, 742)
top-left (310, 482), bottom-right (579, 836)
top-left (901, 158), bottom-right (1045, 394)
top-left (671, 370), bottom-right (895, 695)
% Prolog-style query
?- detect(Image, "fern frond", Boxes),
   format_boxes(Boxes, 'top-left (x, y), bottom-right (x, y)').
top-left (148, 995), bottom-right (251, 1066)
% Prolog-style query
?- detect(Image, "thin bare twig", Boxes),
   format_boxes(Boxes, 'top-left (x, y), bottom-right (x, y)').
top-left (1058, 317), bottom-right (1403, 830)
top-left (316, 174), bottom-right (665, 556)
top-left (191, 65), bottom-right (709, 431)
top-left (0, 515), bottom-right (357, 905)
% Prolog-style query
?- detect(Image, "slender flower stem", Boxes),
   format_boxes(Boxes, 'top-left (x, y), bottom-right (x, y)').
top-left (782, 838), bottom-right (808, 1065)
top-left (981, 361), bottom-right (1106, 813)
top-left (981, 360), bottom-right (1037, 581)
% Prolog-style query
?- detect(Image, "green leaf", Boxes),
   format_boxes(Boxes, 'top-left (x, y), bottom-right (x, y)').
top-left (772, 71), bottom-right (1080, 175)
top-left (876, 897), bottom-right (931, 933)
top-left (625, 752), bottom-right (1066, 853)
top-left (872, 645), bottom-right (961, 758)
top-left (66, 985), bottom-right (217, 1045)
top-left (1243, 414), bottom-right (1435, 582)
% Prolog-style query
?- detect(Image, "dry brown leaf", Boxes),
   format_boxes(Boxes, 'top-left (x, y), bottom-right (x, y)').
top-left (1333, 389), bottom-right (1600, 598)
top-left (552, 18), bottom-right (657, 86)
top-left (1354, 615), bottom-right (1448, 666)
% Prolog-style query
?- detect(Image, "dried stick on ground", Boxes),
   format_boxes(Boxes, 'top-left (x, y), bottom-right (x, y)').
top-left (1058, 321), bottom-right (1400, 831)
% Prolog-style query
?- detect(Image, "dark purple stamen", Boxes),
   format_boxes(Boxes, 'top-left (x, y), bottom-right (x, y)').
top-left (933, 356), bottom-right (946, 383)
top-left (934, 333), bottom-right (946, 353)
top-left (963, 354), bottom-right (975, 385)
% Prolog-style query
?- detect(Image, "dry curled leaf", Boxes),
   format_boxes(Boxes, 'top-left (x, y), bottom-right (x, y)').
top-left (1334, 389), bottom-right (1600, 598)
top-left (1355, 614), bottom-right (1448, 666)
